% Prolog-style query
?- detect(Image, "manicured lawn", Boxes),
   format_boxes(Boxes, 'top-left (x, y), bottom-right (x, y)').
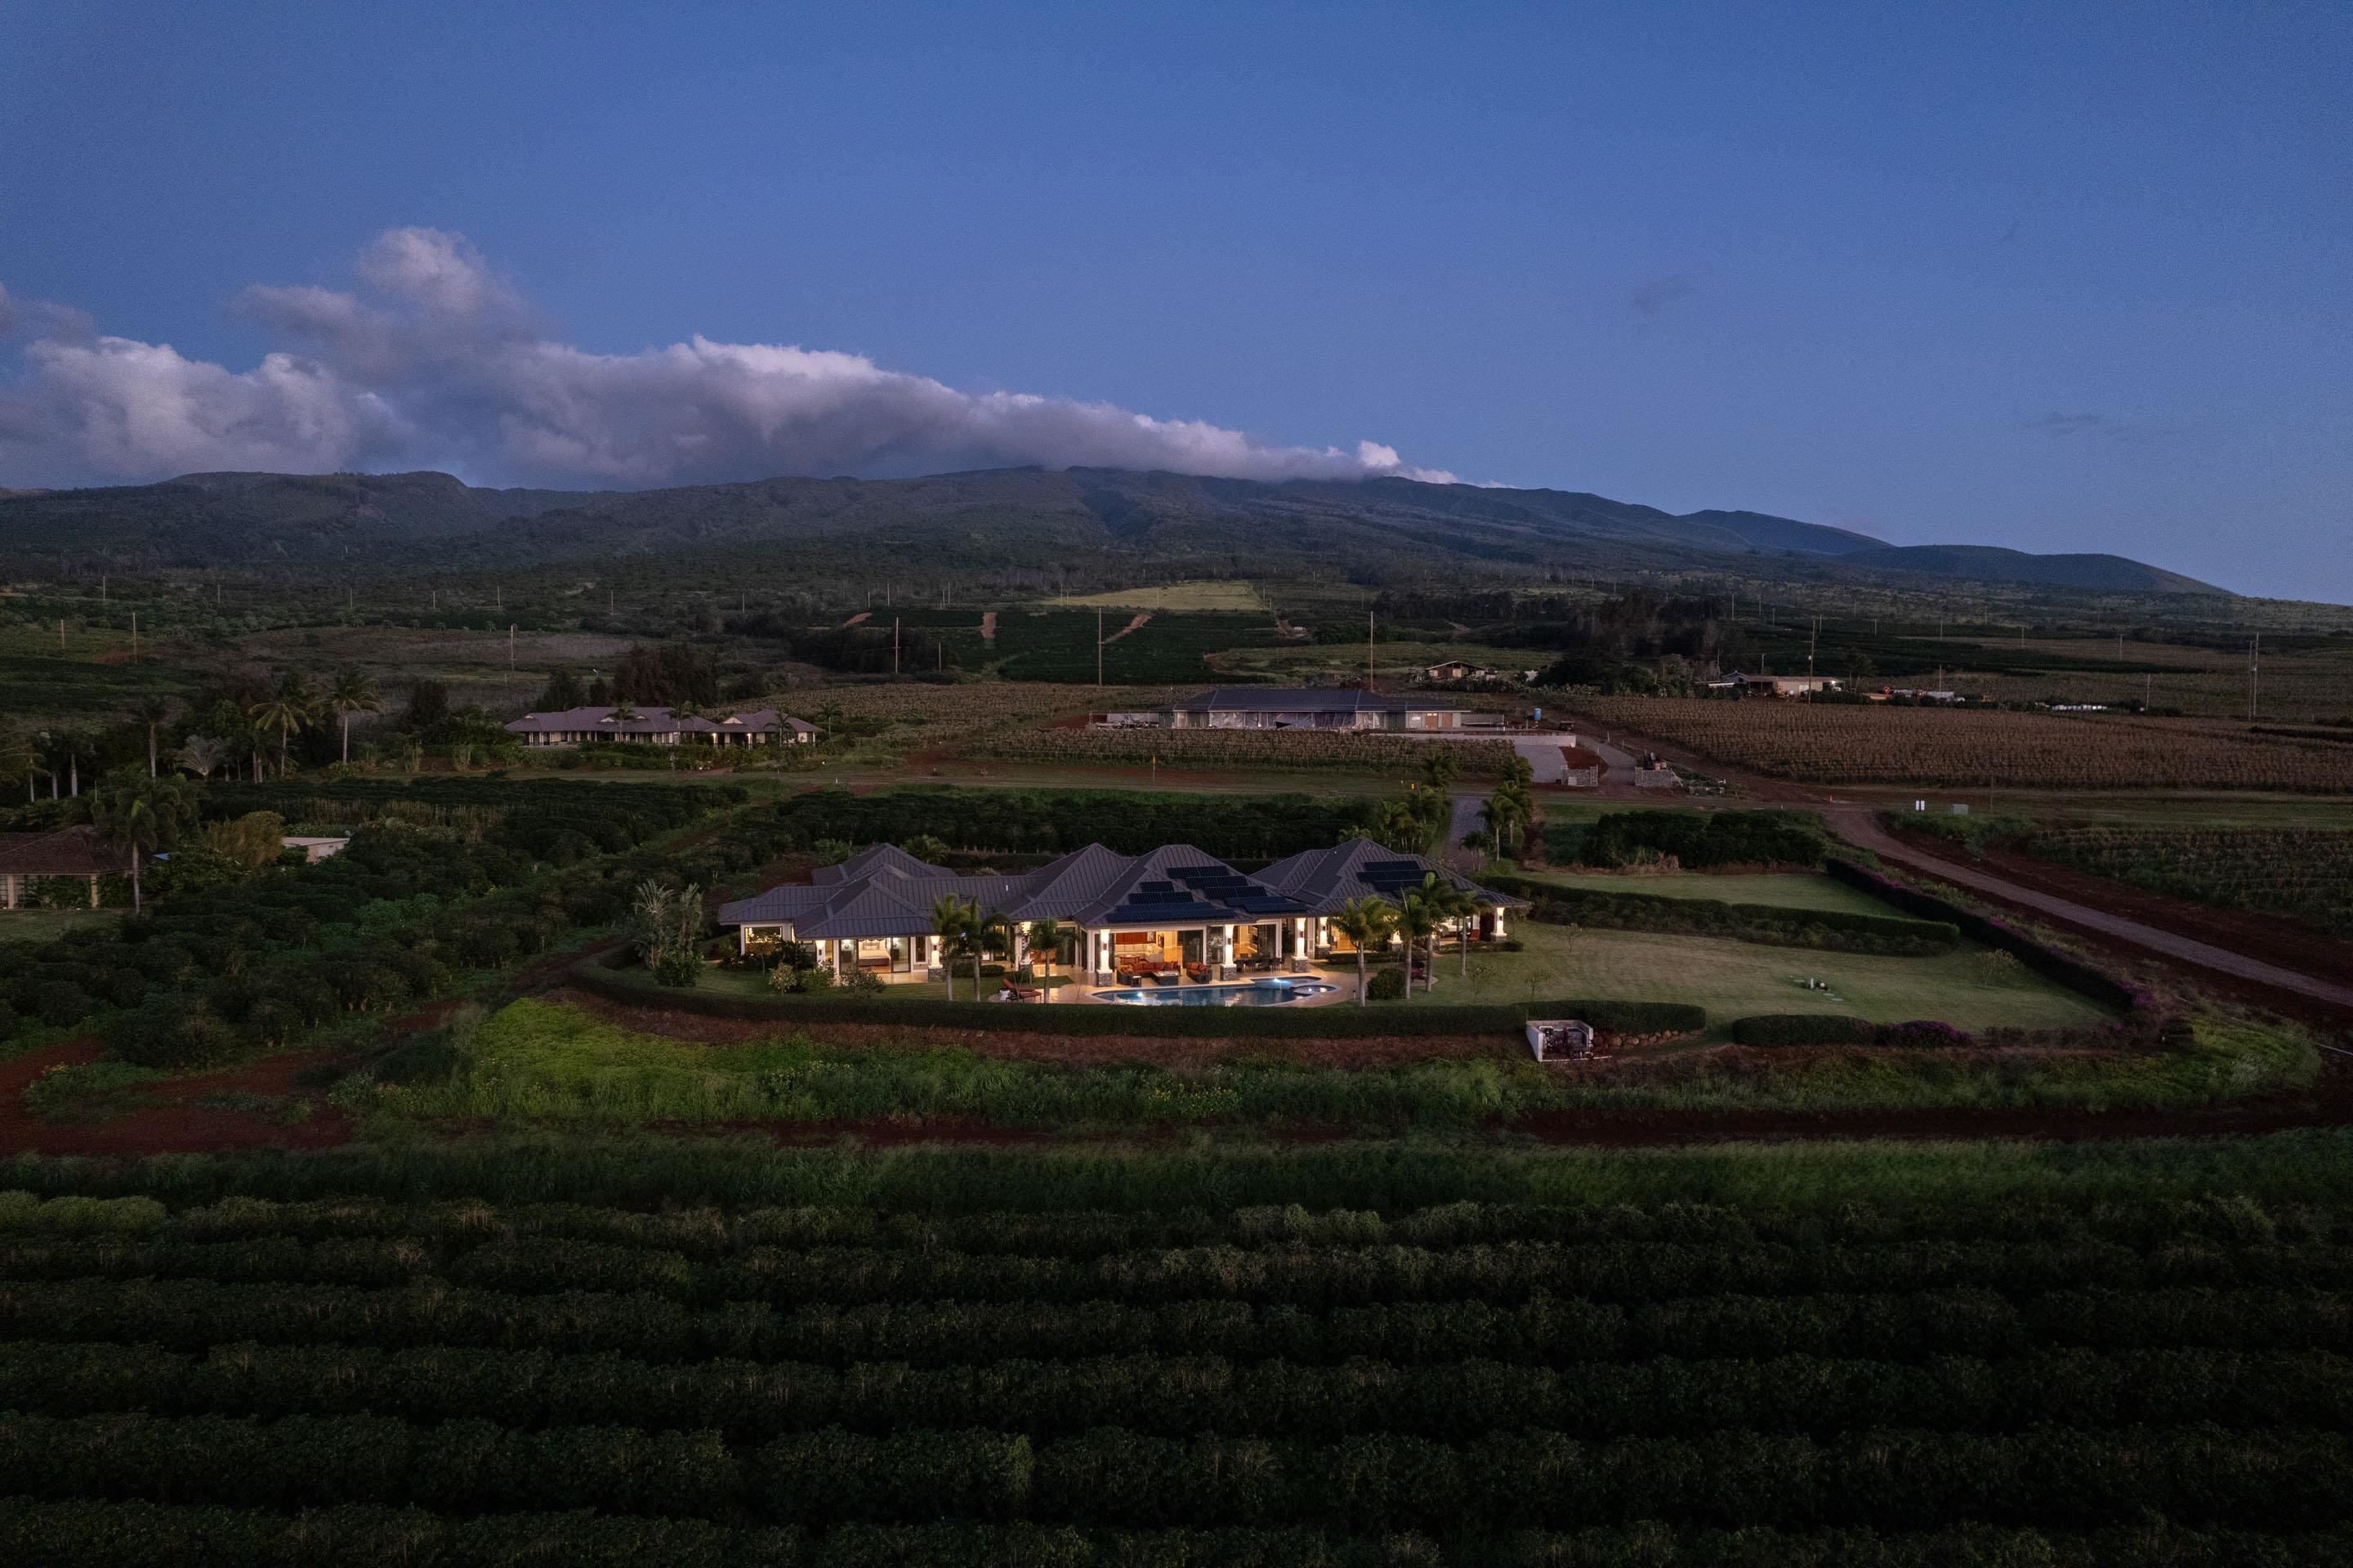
top-left (1512, 869), bottom-right (1901, 917)
top-left (675, 965), bottom-right (1088, 1004)
top-left (0, 906), bottom-right (122, 942)
top-left (1396, 922), bottom-right (2114, 1030)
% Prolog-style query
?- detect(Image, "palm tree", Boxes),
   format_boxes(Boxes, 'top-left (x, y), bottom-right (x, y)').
top-left (252, 673), bottom-right (319, 777)
top-left (1329, 896), bottom-right (1397, 1007)
top-left (1027, 917), bottom-right (1065, 983)
top-left (173, 735), bottom-right (229, 781)
top-left (87, 771), bottom-right (195, 913)
top-left (1421, 748), bottom-right (1462, 791)
top-left (1410, 873), bottom-right (1477, 983)
top-left (46, 726), bottom-right (92, 797)
top-left (132, 696), bottom-right (175, 778)
top-left (0, 730), bottom-right (36, 803)
top-left (1396, 887), bottom-right (1438, 998)
top-left (931, 894), bottom-right (977, 999)
top-left (1478, 793), bottom-right (1524, 859)
top-left (328, 670), bottom-right (382, 766)
top-left (976, 908), bottom-right (1013, 995)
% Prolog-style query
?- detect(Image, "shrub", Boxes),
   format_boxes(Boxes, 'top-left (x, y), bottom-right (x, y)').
top-left (1876, 1020), bottom-right (1978, 1049)
top-left (32, 982), bottom-right (92, 1030)
top-left (654, 952), bottom-right (703, 988)
top-left (1366, 970), bottom-right (1406, 1001)
top-left (105, 1002), bottom-right (244, 1070)
top-left (0, 1003), bottom-right (16, 1041)
top-left (1729, 1014), bottom-right (1876, 1048)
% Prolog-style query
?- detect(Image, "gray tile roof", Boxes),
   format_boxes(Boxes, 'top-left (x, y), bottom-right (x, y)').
top-left (718, 836), bottom-right (1520, 938)
top-left (1254, 838), bottom-right (1527, 912)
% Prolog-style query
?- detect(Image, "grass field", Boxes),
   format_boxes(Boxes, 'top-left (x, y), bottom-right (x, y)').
top-left (1045, 580), bottom-right (1266, 611)
top-left (1401, 922), bottom-right (2115, 1030)
top-left (1510, 869), bottom-right (1898, 916)
top-left (0, 909), bottom-right (120, 944)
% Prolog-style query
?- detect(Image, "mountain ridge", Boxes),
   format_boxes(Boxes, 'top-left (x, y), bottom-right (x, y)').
top-left (0, 465), bottom-right (2230, 597)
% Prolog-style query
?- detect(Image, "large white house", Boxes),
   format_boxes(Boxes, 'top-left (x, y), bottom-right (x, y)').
top-left (717, 837), bottom-right (1521, 985)
top-left (503, 705), bottom-right (816, 747)
top-left (1159, 687), bottom-right (1471, 730)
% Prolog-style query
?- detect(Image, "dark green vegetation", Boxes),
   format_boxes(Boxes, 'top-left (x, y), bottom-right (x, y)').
top-left (2020, 826), bottom-right (2353, 940)
top-left (1544, 810), bottom-right (1829, 870)
top-left (5, 1157), bottom-right (2353, 1562)
top-left (0, 780), bottom-right (735, 1061)
top-left (765, 785), bottom-right (1377, 861)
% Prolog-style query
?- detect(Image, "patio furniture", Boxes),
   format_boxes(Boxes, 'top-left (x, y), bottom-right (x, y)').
top-left (1184, 963), bottom-right (1209, 984)
top-left (926, 966), bottom-right (947, 983)
top-left (1218, 965), bottom-right (1238, 981)
top-left (1148, 972), bottom-right (1178, 986)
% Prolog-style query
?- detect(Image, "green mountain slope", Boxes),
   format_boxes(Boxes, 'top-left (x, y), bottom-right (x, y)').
top-left (0, 464), bottom-right (2227, 596)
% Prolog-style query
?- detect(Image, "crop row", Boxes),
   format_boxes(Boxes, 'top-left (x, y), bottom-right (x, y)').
top-left (967, 725), bottom-right (1520, 778)
top-left (11, 1505), bottom-right (2350, 1568)
top-left (8, 1233), bottom-right (2350, 1307)
top-left (2025, 826), bottom-right (2353, 938)
top-left (1572, 697), bottom-right (2353, 793)
top-left (7, 1189), bottom-right (2337, 1257)
top-left (2, 1413), bottom-right (2345, 1530)
top-left (2, 1278), bottom-right (2343, 1365)
top-left (6, 1340), bottom-right (2348, 1444)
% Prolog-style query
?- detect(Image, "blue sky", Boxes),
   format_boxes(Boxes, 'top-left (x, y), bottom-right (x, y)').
top-left (2, 2), bottom-right (2347, 601)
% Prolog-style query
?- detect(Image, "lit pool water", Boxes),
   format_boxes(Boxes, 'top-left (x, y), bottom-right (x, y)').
top-left (1092, 979), bottom-right (1340, 1007)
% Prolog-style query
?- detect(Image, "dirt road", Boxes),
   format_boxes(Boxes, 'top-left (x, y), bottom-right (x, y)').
top-left (1555, 704), bottom-right (2353, 1016)
top-left (1829, 807), bottom-right (2353, 1011)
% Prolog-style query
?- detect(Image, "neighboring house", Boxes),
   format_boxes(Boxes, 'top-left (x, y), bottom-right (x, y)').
top-left (1558, 744), bottom-right (1607, 788)
top-left (0, 824), bottom-right (114, 909)
top-left (717, 837), bottom-right (1523, 985)
top-left (1422, 661), bottom-right (1472, 683)
top-left (1709, 673), bottom-right (1843, 699)
top-left (502, 705), bottom-right (817, 747)
top-left (282, 836), bottom-right (350, 864)
top-left (1159, 687), bottom-right (1471, 731)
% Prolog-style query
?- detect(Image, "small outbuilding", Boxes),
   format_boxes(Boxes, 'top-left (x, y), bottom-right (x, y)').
top-left (1528, 1019), bottom-right (1595, 1061)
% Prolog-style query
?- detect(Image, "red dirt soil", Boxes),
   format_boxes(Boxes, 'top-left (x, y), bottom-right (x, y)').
top-left (0, 1037), bottom-right (353, 1156)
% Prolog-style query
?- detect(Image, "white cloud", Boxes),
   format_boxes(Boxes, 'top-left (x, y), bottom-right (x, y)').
top-left (0, 229), bottom-right (1455, 489)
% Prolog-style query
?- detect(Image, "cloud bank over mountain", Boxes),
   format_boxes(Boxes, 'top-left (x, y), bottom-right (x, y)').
top-left (0, 229), bottom-right (1455, 489)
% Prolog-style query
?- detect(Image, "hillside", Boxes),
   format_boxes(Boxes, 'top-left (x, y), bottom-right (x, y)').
top-left (0, 465), bottom-right (2227, 597)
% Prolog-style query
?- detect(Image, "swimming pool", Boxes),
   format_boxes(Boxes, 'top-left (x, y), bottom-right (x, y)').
top-left (1092, 979), bottom-right (1341, 1007)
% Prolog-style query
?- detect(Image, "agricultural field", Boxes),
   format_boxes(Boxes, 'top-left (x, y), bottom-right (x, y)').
top-left (2022, 826), bottom-right (2353, 940)
top-left (967, 726), bottom-right (1520, 779)
top-left (7, 1155), bottom-right (2353, 1562)
top-left (1573, 696), bottom-right (2353, 793)
top-left (1940, 635), bottom-right (2353, 722)
top-left (1043, 580), bottom-right (1267, 611)
top-left (867, 608), bottom-right (1288, 684)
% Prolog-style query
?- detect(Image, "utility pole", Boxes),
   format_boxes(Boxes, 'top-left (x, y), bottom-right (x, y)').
top-left (2248, 633), bottom-right (2261, 721)
top-left (1368, 610), bottom-right (1375, 689)
top-left (509, 624), bottom-right (516, 670)
top-left (1096, 607), bottom-right (1104, 688)
top-left (1807, 616), bottom-right (1818, 677)
top-left (893, 618), bottom-right (900, 676)
top-left (130, 611), bottom-right (137, 662)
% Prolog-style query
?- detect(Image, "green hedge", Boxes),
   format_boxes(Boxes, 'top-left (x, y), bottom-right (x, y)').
top-left (573, 959), bottom-right (1705, 1039)
top-left (1, 1412), bottom-right (2345, 1531)
top-left (1480, 874), bottom-right (1960, 956)
top-left (10, 1503), bottom-right (2353, 1568)
top-left (1730, 1015), bottom-right (1878, 1048)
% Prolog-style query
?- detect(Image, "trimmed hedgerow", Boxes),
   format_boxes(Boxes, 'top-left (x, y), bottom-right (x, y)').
top-left (1730, 1015), bottom-right (1878, 1048)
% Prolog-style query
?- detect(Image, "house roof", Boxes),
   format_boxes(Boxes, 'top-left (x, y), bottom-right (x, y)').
top-left (1170, 687), bottom-right (1418, 713)
top-left (718, 835), bottom-right (1520, 937)
top-left (1254, 838), bottom-right (1527, 911)
top-left (0, 824), bottom-right (113, 878)
top-left (503, 705), bottom-right (807, 736)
